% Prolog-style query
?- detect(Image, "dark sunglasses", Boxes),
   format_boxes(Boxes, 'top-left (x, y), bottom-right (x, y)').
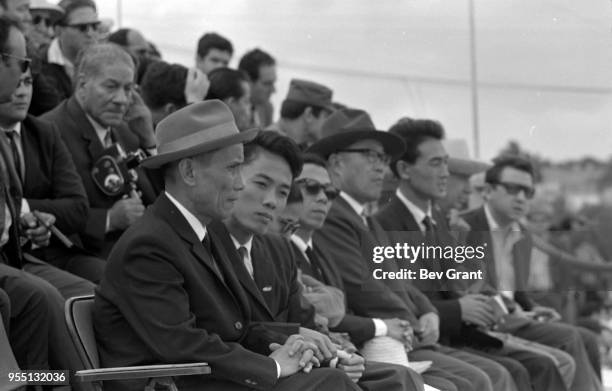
top-left (0, 52), bottom-right (31, 73)
top-left (492, 181), bottom-right (535, 199)
top-left (296, 178), bottom-right (340, 200)
top-left (32, 15), bottom-right (55, 27)
top-left (65, 21), bottom-right (100, 33)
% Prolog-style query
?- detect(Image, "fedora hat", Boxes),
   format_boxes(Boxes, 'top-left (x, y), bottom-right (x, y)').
top-left (284, 79), bottom-right (334, 111)
top-left (443, 139), bottom-right (490, 177)
top-left (141, 100), bottom-right (258, 169)
top-left (30, 0), bottom-right (64, 23)
top-left (306, 108), bottom-right (405, 159)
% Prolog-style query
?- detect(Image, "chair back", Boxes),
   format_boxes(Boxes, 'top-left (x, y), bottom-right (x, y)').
top-left (65, 295), bottom-right (100, 369)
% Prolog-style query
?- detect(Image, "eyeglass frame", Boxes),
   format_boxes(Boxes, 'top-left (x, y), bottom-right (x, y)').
top-left (489, 181), bottom-right (535, 199)
top-left (295, 178), bottom-right (340, 201)
top-left (336, 148), bottom-right (391, 165)
top-left (0, 52), bottom-right (31, 73)
top-left (62, 21), bottom-right (100, 33)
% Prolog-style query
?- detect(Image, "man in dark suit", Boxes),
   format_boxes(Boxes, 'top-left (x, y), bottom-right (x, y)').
top-left (375, 118), bottom-right (577, 391)
top-left (0, 64), bottom-right (106, 284)
top-left (211, 130), bottom-right (426, 390)
top-left (94, 100), bottom-right (361, 391)
top-left (41, 43), bottom-right (158, 258)
top-left (462, 155), bottom-right (602, 391)
top-left (308, 108), bottom-right (515, 391)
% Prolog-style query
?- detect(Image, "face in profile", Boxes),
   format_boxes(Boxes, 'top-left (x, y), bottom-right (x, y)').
top-left (250, 64), bottom-right (276, 105)
top-left (0, 69), bottom-right (32, 124)
top-left (197, 48), bottom-right (232, 75)
top-left (404, 138), bottom-right (449, 201)
top-left (486, 166), bottom-right (534, 224)
top-left (295, 163), bottom-right (337, 231)
top-left (229, 148), bottom-right (293, 236)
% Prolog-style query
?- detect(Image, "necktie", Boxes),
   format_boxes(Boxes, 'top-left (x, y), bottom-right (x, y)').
top-left (202, 234), bottom-right (224, 281)
top-left (237, 246), bottom-right (254, 279)
top-left (360, 210), bottom-right (369, 228)
top-left (5, 131), bottom-right (22, 183)
top-left (422, 215), bottom-right (434, 232)
top-left (103, 130), bottom-right (113, 148)
top-left (304, 246), bottom-right (325, 282)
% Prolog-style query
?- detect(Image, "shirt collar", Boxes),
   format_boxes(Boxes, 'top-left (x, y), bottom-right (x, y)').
top-left (484, 203), bottom-right (521, 233)
top-left (165, 191), bottom-right (207, 241)
top-left (290, 234), bottom-right (312, 254)
top-left (230, 234), bottom-right (253, 254)
top-left (340, 191), bottom-right (366, 217)
top-left (395, 188), bottom-right (433, 231)
top-left (2, 122), bottom-right (21, 135)
top-left (47, 38), bottom-right (74, 71)
top-left (85, 114), bottom-right (111, 146)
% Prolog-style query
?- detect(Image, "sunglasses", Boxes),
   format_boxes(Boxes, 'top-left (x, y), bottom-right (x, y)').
top-left (65, 21), bottom-right (100, 33)
top-left (296, 178), bottom-right (340, 200)
top-left (32, 15), bottom-right (55, 27)
top-left (0, 52), bottom-right (31, 73)
top-left (492, 181), bottom-right (535, 199)
top-left (337, 148), bottom-right (391, 165)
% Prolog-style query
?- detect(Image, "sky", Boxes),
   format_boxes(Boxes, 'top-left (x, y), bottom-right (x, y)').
top-left (92, 0), bottom-right (612, 162)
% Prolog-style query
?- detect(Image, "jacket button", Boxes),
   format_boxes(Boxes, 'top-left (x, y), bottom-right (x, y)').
top-left (234, 321), bottom-right (243, 330)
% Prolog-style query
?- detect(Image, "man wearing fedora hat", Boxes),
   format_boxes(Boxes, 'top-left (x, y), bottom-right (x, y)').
top-left (267, 78), bottom-right (334, 149)
top-left (309, 108), bottom-right (515, 391)
top-left (93, 100), bottom-right (361, 391)
top-left (375, 118), bottom-right (579, 391)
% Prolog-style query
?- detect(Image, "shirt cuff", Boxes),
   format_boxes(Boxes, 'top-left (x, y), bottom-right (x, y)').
top-left (20, 198), bottom-right (30, 216)
top-left (274, 359), bottom-right (281, 378)
top-left (372, 318), bottom-right (387, 337)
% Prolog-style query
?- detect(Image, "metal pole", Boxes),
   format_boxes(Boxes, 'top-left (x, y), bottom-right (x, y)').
top-left (116, 0), bottom-right (122, 28)
top-left (468, 0), bottom-right (480, 159)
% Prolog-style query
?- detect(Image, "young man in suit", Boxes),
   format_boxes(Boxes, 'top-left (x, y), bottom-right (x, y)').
top-left (462, 155), bottom-right (602, 391)
top-left (94, 100), bottom-right (361, 391)
top-left (375, 118), bottom-right (578, 391)
top-left (308, 108), bottom-right (518, 391)
top-left (41, 43), bottom-right (158, 258)
top-left (0, 66), bottom-right (106, 284)
top-left (211, 130), bottom-right (426, 391)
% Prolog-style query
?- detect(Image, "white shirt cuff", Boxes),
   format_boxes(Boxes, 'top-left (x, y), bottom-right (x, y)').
top-left (105, 210), bottom-right (111, 233)
top-left (274, 359), bottom-right (281, 378)
top-left (20, 198), bottom-right (30, 216)
top-left (373, 318), bottom-right (387, 337)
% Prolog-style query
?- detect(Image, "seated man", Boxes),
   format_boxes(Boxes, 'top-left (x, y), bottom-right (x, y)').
top-left (210, 131), bottom-right (426, 391)
top-left (41, 43), bottom-right (158, 258)
top-left (309, 108), bottom-right (515, 391)
top-left (0, 66), bottom-right (106, 283)
top-left (94, 100), bottom-right (360, 391)
top-left (375, 118), bottom-right (575, 391)
top-left (460, 155), bottom-right (602, 391)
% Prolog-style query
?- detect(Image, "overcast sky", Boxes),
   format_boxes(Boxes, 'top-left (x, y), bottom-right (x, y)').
top-left (95, 0), bottom-right (612, 162)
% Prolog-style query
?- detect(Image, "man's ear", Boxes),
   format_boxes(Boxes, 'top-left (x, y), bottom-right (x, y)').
top-left (395, 160), bottom-right (411, 180)
top-left (302, 106), bottom-right (314, 123)
top-left (178, 158), bottom-right (196, 186)
top-left (163, 103), bottom-right (178, 117)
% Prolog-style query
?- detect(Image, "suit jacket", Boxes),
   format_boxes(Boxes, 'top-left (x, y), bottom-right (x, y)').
top-left (462, 206), bottom-right (536, 311)
top-left (21, 115), bottom-right (88, 235)
top-left (35, 45), bottom-right (72, 113)
top-left (93, 194), bottom-right (294, 390)
top-left (0, 132), bottom-right (24, 268)
top-left (209, 221), bottom-right (314, 330)
top-left (376, 194), bottom-right (502, 348)
top-left (313, 196), bottom-right (433, 327)
top-left (40, 96), bottom-right (157, 257)
top-left (290, 239), bottom-right (380, 346)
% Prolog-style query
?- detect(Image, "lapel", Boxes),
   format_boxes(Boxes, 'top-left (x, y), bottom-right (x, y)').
top-left (334, 196), bottom-right (367, 231)
top-left (512, 231), bottom-right (531, 290)
top-left (209, 221), bottom-right (275, 320)
top-left (66, 97), bottom-right (105, 161)
top-left (20, 119), bottom-right (33, 190)
top-left (469, 207), bottom-right (497, 290)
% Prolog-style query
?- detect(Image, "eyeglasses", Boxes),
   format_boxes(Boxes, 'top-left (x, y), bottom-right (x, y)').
top-left (296, 178), bottom-right (340, 200)
top-left (32, 15), bottom-right (55, 27)
top-left (491, 181), bottom-right (535, 199)
top-left (65, 21), bottom-right (100, 33)
top-left (337, 148), bottom-right (391, 165)
top-left (0, 52), bottom-right (31, 73)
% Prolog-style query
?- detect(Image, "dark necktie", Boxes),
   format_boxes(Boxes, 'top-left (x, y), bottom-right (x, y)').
top-left (237, 246), bottom-right (254, 279)
top-left (304, 246), bottom-right (325, 282)
top-left (202, 234), bottom-right (224, 282)
top-left (422, 215), bottom-right (434, 232)
top-left (5, 131), bottom-right (22, 183)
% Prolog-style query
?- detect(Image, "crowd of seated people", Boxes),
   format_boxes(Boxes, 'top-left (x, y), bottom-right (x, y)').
top-left (0, 0), bottom-right (609, 390)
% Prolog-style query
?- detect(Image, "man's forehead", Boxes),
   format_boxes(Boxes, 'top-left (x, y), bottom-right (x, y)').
top-left (298, 163), bottom-right (330, 183)
top-left (7, 27), bottom-right (26, 56)
top-left (499, 166), bottom-right (533, 185)
top-left (417, 138), bottom-right (448, 160)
